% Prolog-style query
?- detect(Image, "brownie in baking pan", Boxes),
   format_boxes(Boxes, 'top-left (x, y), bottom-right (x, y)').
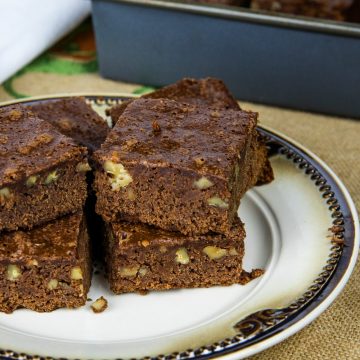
top-left (346, 0), bottom-right (360, 22)
top-left (251, 0), bottom-right (354, 20)
top-left (29, 97), bottom-right (109, 153)
top-left (0, 212), bottom-right (91, 313)
top-left (195, 0), bottom-right (247, 4)
top-left (94, 98), bottom-right (273, 235)
top-left (0, 105), bottom-right (88, 232)
top-left (105, 217), bottom-right (263, 294)
top-left (107, 77), bottom-right (240, 125)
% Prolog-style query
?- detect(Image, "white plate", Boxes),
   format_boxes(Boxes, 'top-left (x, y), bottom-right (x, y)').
top-left (0, 95), bottom-right (358, 360)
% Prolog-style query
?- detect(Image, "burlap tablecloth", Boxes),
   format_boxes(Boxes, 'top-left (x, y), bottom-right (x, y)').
top-left (0, 19), bottom-right (359, 360)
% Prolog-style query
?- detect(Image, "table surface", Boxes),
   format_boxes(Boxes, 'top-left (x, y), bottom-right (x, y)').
top-left (0, 18), bottom-right (359, 360)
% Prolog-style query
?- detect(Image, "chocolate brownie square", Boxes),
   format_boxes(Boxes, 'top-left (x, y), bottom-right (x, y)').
top-left (94, 98), bottom-right (273, 235)
top-left (107, 77), bottom-right (240, 125)
top-left (105, 218), bottom-right (261, 294)
top-left (29, 97), bottom-right (109, 245)
top-left (29, 97), bottom-right (109, 152)
top-left (0, 105), bottom-right (88, 232)
top-left (251, 0), bottom-right (354, 21)
top-left (0, 212), bottom-right (91, 313)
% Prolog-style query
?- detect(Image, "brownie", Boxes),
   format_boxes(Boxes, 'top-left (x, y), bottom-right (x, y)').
top-left (94, 98), bottom-right (273, 235)
top-left (251, 0), bottom-right (354, 20)
top-left (188, 0), bottom-right (247, 5)
top-left (105, 217), bottom-right (263, 294)
top-left (0, 212), bottom-right (91, 313)
top-left (0, 105), bottom-right (88, 232)
top-left (346, 0), bottom-right (360, 22)
top-left (29, 97), bottom-right (109, 153)
top-left (107, 77), bottom-right (240, 125)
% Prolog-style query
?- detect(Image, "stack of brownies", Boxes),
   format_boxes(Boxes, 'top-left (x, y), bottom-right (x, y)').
top-left (0, 98), bottom-right (109, 313)
top-left (94, 78), bottom-right (273, 294)
top-left (0, 78), bottom-right (273, 313)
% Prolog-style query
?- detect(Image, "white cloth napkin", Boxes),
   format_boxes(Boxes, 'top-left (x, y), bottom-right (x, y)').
top-left (0, 0), bottom-right (91, 84)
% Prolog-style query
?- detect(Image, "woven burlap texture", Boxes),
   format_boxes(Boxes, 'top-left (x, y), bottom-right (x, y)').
top-left (244, 102), bottom-right (360, 360)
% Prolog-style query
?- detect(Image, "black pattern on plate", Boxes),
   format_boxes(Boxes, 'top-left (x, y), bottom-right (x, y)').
top-left (0, 95), bottom-right (356, 360)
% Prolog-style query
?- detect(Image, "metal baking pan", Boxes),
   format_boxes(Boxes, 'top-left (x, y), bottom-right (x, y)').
top-left (91, 0), bottom-right (360, 118)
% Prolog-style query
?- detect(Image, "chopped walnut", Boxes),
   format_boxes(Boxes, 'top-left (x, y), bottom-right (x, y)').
top-left (7, 265), bottom-right (21, 281)
top-left (91, 296), bottom-right (108, 313)
top-left (47, 279), bottom-right (59, 290)
top-left (152, 120), bottom-right (161, 134)
top-left (71, 266), bottom-right (83, 280)
top-left (193, 176), bottom-right (214, 190)
top-left (44, 170), bottom-right (59, 185)
top-left (138, 266), bottom-right (148, 277)
top-left (194, 157), bottom-right (205, 167)
top-left (175, 247), bottom-right (190, 264)
top-left (141, 240), bottom-right (150, 247)
top-left (0, 188), bottom-right (11, 205)
top-left (104, 160), bottom-right (133, 190)
top-left (207, 196), bottom-right (229, 209)
top-left (119, 265), bottom-right (140, 277)
top-left (76, 162), bottom-right (91, 172)
top-left (203, 246), bottom-right (227, 260)
top-left (9, 110), bottom-right (22, 121)
top-left (26, 175), bottom-right (38, 188)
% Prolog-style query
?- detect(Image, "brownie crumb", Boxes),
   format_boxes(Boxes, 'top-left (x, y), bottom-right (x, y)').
top-left (91, 296), bottom-right (108, 313)
top-left (239, 268), bottom-right (265, 285)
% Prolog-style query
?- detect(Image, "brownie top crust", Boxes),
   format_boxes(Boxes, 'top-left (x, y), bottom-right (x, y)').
top-left (0, 104), bottom-right (87, 187)
top-left (110, 216), bottom-right (245, 249)
top-left (142, 77), bottom-right (240, 109)
top-left (107, 77), bottom-right (240, 124)
top-left (96, 98), bottom-right (257, 178)
top-left (29, 97), bottom-right (109, 152)
top-left (0, 213), bottom-right (83, 262)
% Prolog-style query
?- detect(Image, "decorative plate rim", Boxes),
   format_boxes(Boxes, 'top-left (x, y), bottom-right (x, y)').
top-left (0, 94), bottom-right (358, 360)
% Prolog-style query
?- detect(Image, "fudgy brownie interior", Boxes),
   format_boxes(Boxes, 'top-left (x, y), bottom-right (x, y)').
top-left (95, 98), bottom-right (272, 235)
top-left (105, 218), bottom-right (247, 294)
top-left (0, 105), bottom-right (88, 232)
top-left (0, 212), bottom-right (91, 313)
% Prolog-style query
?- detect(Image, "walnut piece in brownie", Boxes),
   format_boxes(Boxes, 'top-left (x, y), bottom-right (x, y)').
top-left (0, 212), bottom-right (91, 313)
top-left (251, 0), bottom-right (354, 21)
top-left (29, 97), bottom-right (109, 152)
top-left (0, 105), bottom-right (88, 232)
top-left (107, 77), bottom-right (240, 125)
top-left (105, 218), bottom-right (261, 294)
top-left (94, 98), bottom-right (273, 235)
